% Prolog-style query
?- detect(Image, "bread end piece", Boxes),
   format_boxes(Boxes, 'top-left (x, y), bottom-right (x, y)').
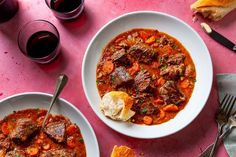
top-left (190, 0), bottom-right (236, 21)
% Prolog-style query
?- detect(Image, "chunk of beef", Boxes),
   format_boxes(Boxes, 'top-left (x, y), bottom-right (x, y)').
top-left (10, 118), bottom-right (38, 143)
top-left (44, 121), bottom-right (66, 143)
top-left (129, 44), bottom-right (157, 64)
top-left (110, 66), bottom-right (134, 88)
top-left (167, 53), bottom-right (185, 65)
top-left (135, 70), bottom-right (154, 92)
top-left (160, 53), bottom-right (185, 66)
top-left (159, 35), bottom-right (169, 46)
top-left (39, 149), bottom-right (76, 157)
top-left (132, 100), bottom-right (159, 115)
top-left (6, 150), bottom-right (25, 157)
top-left (160, 64), bottom-right (185, 80)
top-left (159, 81), bottom-right (185, 105)
top-left (111, 49), bottom-right (130, 66)
top-left (140, 103), bottom-right (159, 115)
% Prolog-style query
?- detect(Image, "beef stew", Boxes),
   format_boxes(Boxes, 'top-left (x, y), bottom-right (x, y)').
top-left (96, 28), bottom-right (196, 125)
top-left (0, 109), bottom-right (86, 157)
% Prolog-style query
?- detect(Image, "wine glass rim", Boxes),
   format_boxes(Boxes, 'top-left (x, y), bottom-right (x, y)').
top-left (17, 19), bottom-right (60, 60)
top-left (0, 0), bottom-right (7, 5)
top-left (45, 0), bottom-right (85, 14)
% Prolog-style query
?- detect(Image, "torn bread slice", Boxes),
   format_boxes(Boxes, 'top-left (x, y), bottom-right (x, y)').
top-left (100, 91), bottom-right (135, 121)
top-left (111, 145), bottom-right (136, 157)
top-left (191, 0), bottom-right (236, 21)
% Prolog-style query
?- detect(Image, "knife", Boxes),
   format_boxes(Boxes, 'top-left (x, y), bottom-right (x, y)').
top-left (201, 23), bottom-right (236, 52)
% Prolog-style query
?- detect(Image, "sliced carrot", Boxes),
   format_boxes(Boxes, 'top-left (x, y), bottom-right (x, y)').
top-left (180, 79), bottom-right (190, 89)
top-left (66, 124), bottom-right (78, 136)
top-left (159, 109), bottom-right (166, 120)
top-left (102, 60), bottom-right (114, 74)
top-left (139, 31), bottom-right (148, 40)
top-left (128, 62), bottom-right (140, 76)
top-left (154, 98), bottom-right (164, 105)
top-left (0, 149), bottom-right (6, 157)
top-left (115, 37), bottom-right (125, 43)
top-left (26, 146), bottom-right (39, 156)
top-left (36, 139), bottom-right (43, 144)
top-left (151, 61), bottom-right (159, 69)
top-left (42, 143), bottom-right (51, 150)
top-left (67, 136), bottom-right (76, 148)
top-left (143, 116), bottom-right (153, 125)
top-left (163, 104), bottom-right (179, 112)
top-left (1, 122), bottom-right (10, 135)
top-left (145, 36), bottom-right (156, 44)
top-left (156, 77), bottom-right (166, 86)
top-left (38, 132), bottom-right (45, 139)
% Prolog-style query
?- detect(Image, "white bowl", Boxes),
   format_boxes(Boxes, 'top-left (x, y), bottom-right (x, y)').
top-left (0, 92), bottom-right (100, 157)
top-left (82, 11), bottom-right (213, 139)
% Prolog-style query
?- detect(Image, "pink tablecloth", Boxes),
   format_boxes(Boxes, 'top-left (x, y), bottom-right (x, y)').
top-left (0, 0), bottom-right (236, 156)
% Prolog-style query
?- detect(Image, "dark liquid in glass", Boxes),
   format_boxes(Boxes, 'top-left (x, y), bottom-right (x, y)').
top-left (50, 0), bottom-right (82, 12)
top-left (26, 31), bottom-right (59, 58)
top-left (0, 0), bottom-right (18, 23)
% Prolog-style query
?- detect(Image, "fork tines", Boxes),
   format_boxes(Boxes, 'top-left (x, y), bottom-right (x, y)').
top-left (220, 94), bottom-right (236, 117)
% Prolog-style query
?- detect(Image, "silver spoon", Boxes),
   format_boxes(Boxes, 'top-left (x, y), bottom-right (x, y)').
top-left (41, 74), bottom-right (68, 129)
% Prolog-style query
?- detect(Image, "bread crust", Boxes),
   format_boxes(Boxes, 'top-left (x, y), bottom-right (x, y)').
top-left (191, 0), bottom-right (236, 21)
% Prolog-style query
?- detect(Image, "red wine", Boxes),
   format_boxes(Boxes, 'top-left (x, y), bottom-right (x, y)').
top-left (0, 0), bottom-right (18, 23)
top-left (26, 31), bottom-right (59, 58)
top-left (50, 0), bottom-right (82, 12)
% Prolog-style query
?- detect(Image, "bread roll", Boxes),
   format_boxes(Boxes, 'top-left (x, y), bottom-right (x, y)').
top-left (100, 91), bottom-right (135, 121)
top-left (111, 145), bottom-right (136, 157)
top-left (191, 0), bottom-right (236, 21)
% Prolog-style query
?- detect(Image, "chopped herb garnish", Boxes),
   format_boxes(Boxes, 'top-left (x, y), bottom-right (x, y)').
top-left (156, 39), bottom-right (160, 43)
top-left (139, 99), bottom-right (145, 103)
top-left (11, 119), bottom-right (16, 122)
top-left (141, 108), bottom-right (147, 114)
top-left (79, 138), bottom-right (84, 143)
top-left (188, 76), bottom-right (197, 82)
top-left (179, 73), bottom-right (185, 77)
top-left (172, 43), bottom-right (178, 49)
top-left (110, 75), bottom-right (116, 82)
top-left (159, 64), bottom-right (168, 70)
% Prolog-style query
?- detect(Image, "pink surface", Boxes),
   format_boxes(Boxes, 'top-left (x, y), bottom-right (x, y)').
top-left (0, 0), bottom-right (236, 156)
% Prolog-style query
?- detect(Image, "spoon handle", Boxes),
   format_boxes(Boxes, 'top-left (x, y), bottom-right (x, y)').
top-left (41, 74), bottom-right (68, 129)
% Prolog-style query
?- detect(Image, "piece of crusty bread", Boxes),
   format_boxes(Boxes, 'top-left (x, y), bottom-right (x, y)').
top-left (191, 0), bottom-right (236, 21)
top-left (110, 145), bottom-right (136, 157)
top-left (100, 91), bottom-right (135, 121)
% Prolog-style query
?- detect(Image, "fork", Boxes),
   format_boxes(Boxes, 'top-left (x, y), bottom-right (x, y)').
top-left (209, 94), bottom-right (236, 157)
top-left (198, 94), bottom-right (236, 157)
top-left (199, 110), bottom-right (236, 157)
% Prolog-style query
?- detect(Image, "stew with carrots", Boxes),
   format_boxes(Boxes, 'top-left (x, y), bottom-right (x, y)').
top-left (0, 109), bottom-right (86, 157)
top-left (96, 28), bottom-right (196, 125)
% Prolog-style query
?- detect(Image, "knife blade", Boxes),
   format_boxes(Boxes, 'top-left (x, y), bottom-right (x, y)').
top-left (201, 23), bottom-right (236, 52)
